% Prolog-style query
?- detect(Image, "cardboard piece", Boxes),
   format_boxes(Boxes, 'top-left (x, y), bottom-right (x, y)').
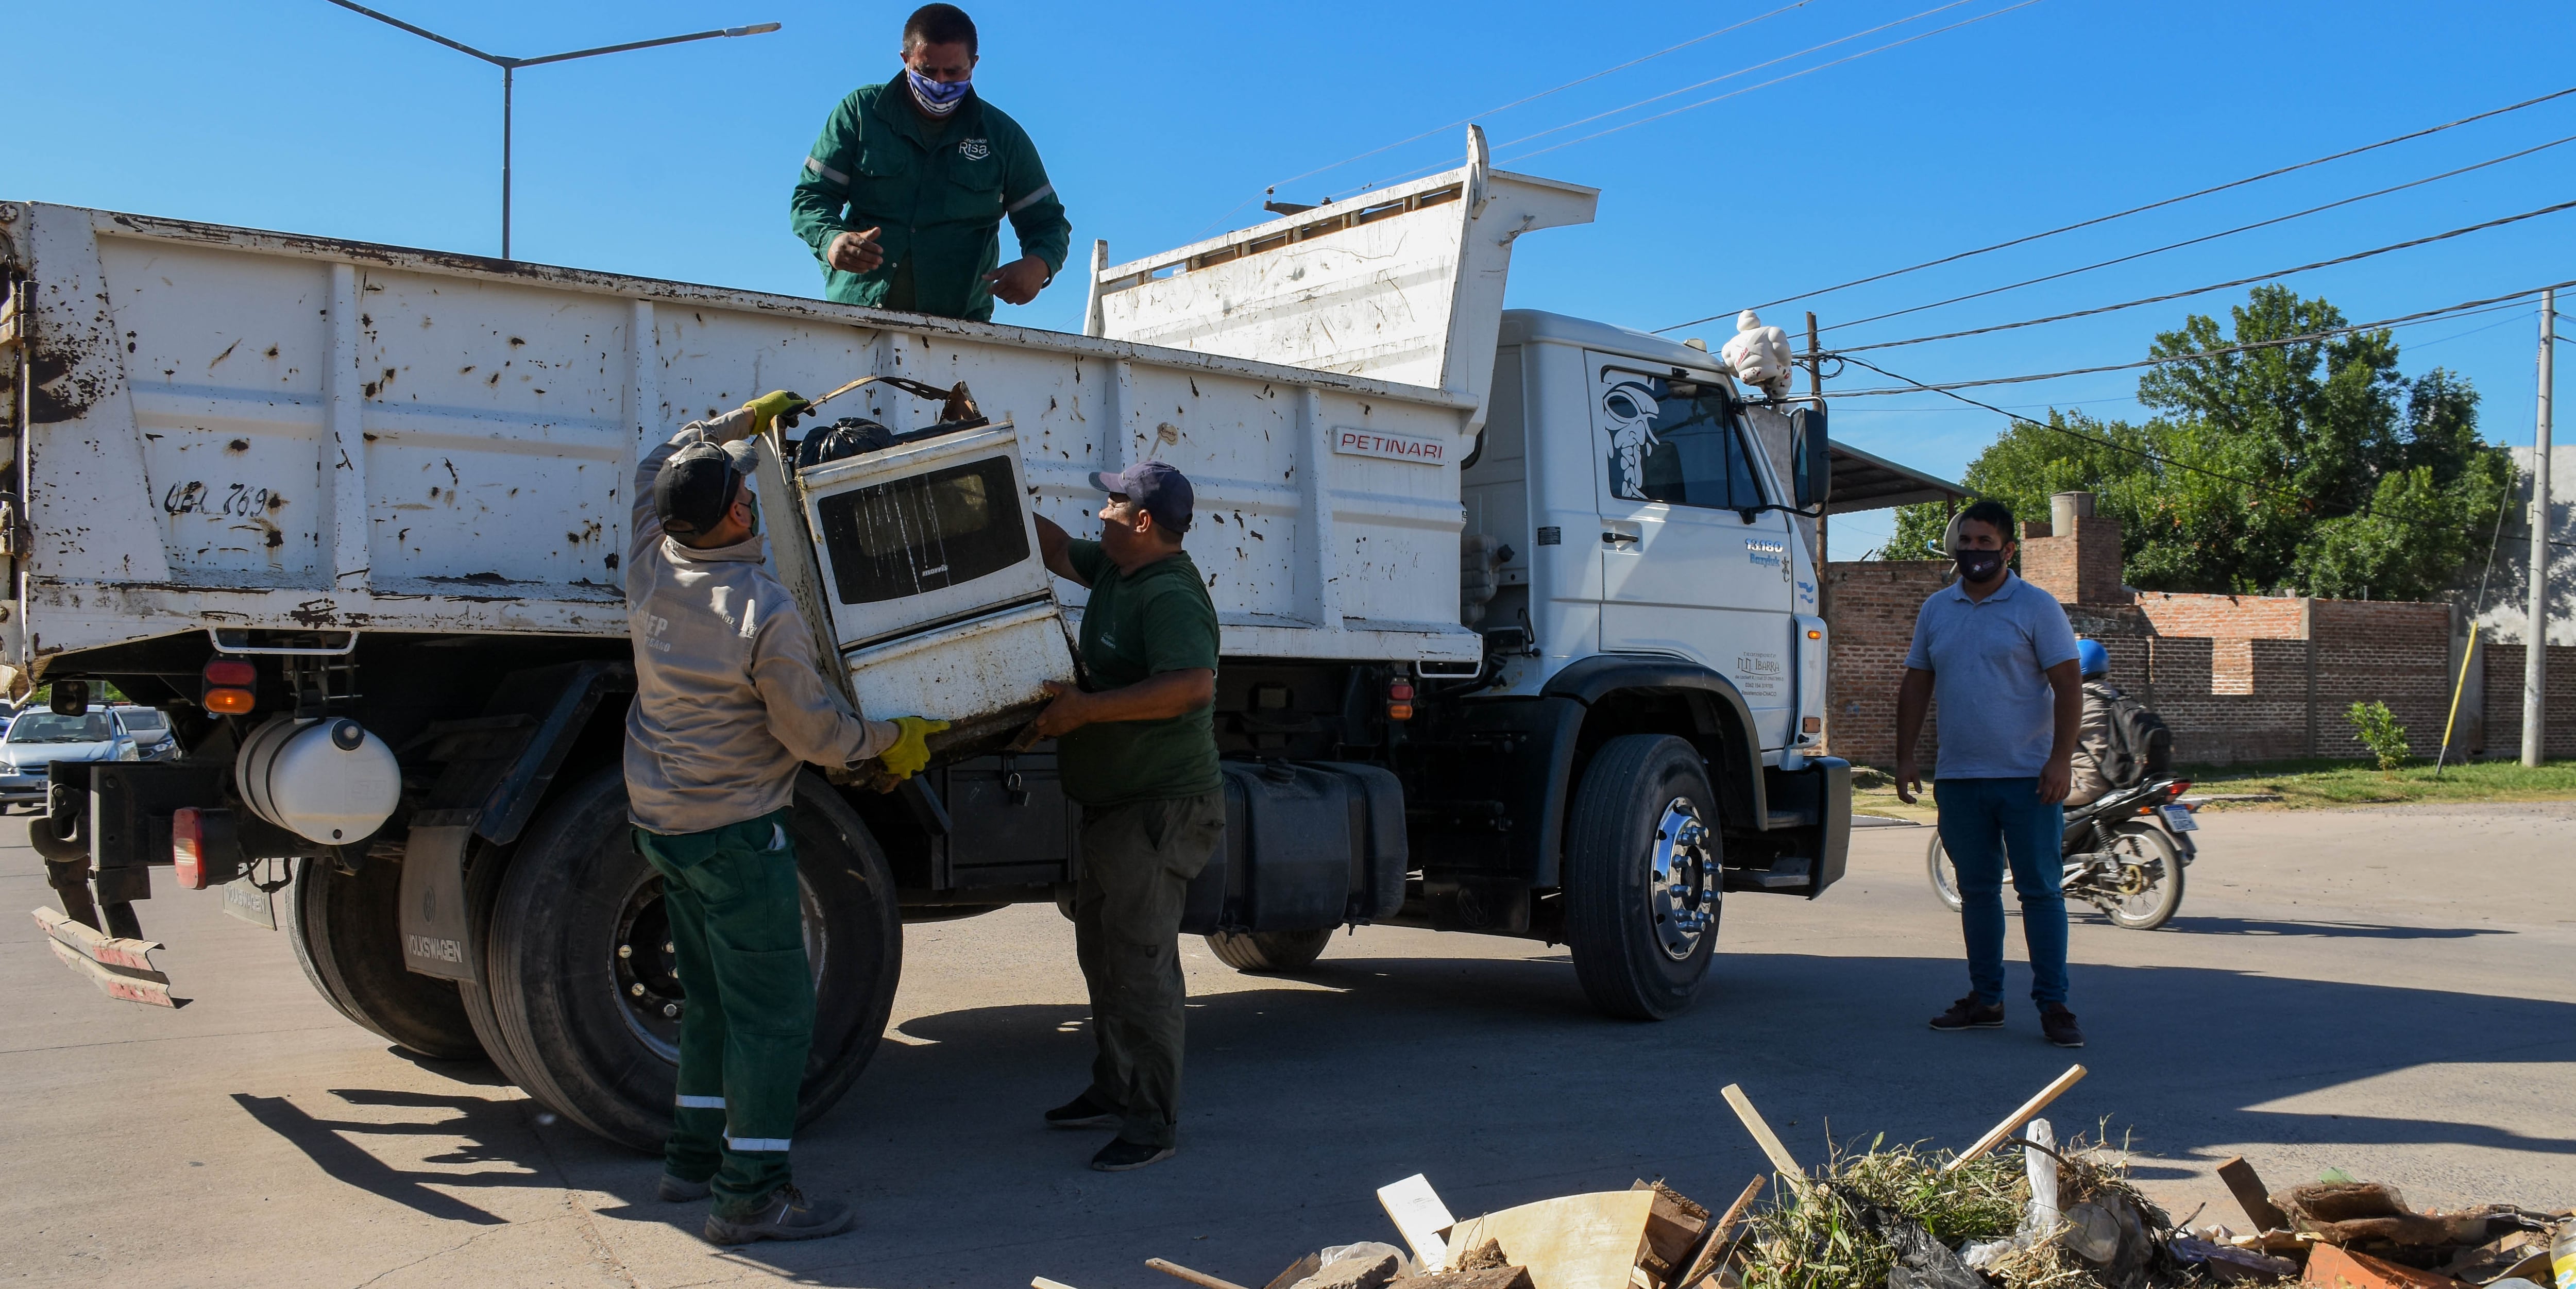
top-left (1444, 1191), bottom-right (1656, 1289)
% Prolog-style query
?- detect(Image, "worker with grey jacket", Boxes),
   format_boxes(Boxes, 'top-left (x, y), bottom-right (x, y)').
top-left (626, 390), bottom-right (945, 1245)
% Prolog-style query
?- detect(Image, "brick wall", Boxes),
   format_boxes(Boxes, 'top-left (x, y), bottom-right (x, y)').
top-left (1821, 561), bottom-right (1953, 770)
top-left (1820, 568), bottom-right (2559, 770)
top-left (2480, 643), bottom-right (2576, 758)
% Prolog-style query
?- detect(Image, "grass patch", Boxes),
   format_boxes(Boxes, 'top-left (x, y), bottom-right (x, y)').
top-left (2177, 756), bottom-right (2576, 808)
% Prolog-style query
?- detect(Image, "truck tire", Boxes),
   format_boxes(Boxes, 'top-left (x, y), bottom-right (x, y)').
top-left (482, 767), bottom-right (902, 1152)
top-left (284, 854), bottom-right (484, 1059)
top-left (1564, 734), bottom-right (1722, 1021)
top-left (1204, 928), bottom-right (1333, 973)
top-left (453, 838), bottom-right (546, 1095)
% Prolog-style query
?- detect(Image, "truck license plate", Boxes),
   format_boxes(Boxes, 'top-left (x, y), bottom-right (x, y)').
top-left (2160, 804), bottom-right (2197, 833)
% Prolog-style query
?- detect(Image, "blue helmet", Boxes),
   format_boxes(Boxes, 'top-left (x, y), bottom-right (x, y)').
top-left (2075, 638), bottom-right (2109, 679)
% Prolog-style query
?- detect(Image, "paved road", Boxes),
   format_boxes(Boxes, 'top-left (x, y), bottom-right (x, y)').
top-left (4, 802), bottom-right (2569, 1288)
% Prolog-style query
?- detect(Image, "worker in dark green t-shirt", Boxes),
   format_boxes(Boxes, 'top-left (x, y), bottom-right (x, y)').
top-left (1028, 460), bottom-right (1222, 1173)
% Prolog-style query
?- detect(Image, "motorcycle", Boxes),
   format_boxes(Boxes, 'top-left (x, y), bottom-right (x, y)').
top-left (1927, 776), bottom-right (2199, 930)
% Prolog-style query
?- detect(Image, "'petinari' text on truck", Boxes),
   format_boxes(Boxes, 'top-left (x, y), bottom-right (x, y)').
top-left (0, 128), bottom-right (1847, 1150)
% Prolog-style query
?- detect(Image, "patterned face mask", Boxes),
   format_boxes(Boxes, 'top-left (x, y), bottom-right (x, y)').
top-left (905, 65), bottom-right (971, 117)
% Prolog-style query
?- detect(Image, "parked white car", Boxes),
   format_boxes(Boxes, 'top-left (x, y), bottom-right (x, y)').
top-left (0, 707), bottom-right (140, 811)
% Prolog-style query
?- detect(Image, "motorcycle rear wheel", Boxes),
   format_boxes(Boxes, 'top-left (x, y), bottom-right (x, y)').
top-left (1926, 833), bottom-right (1963, 912)
top-left (2095, 824), bottom-right (2184, 930)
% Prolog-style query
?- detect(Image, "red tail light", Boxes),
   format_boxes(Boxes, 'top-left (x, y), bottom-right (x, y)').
top-left (173, 807), bottom-right (208, 889)
top-left (1386, 679), bottom-right (1415, 722)
top-left (2164, 780), bottom-right (2191, 798)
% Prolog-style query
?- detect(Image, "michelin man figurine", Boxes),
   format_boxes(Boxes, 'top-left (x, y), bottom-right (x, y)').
top-left (1721, 310), bottom-right (1794, 401)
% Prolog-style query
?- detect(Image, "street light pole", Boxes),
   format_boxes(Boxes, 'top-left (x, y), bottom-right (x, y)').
top-left (320, 2), bottom-right (781, 260)
top-left (2527, 286), bottom-right (2558, 767)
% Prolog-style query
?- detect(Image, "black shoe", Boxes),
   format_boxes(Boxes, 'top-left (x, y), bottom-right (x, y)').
top-left (658, 1172), bottom-right (711, 1202)
top-left (2041, 1004), bottom-right (2085, 1048)
top-left (701, 1186), bottom-right (855, 1245)
top-left (1090, 1139), bottom-right (1177, 1172)
top-left (1044, 1092), bottom-right (1119, 1130)
top-left (1929, 996), bottom-right (2005, 1030)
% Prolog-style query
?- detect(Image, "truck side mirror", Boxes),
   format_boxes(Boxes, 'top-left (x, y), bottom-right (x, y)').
top-left (1791, 406), bottom-right (1831, 508)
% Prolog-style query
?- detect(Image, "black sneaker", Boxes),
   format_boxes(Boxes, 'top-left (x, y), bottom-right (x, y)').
top-left (1090, 1139), bottom-right (1177, 1172)
top-left (1929, 996), bottom-right (2005, 1031)
top-left (2041, 1004), bottom-right (2085, 1048)
top-left (1044, 1092), bottom-right (1120, 1130)
top-left (702, 1186), bottom-right (855, 1245)
top-left (658, 1172), bottom-right (711, 1202)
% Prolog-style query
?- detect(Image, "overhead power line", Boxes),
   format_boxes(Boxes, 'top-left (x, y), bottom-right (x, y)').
top-left (1812, 279), bottom-right (2575, 396)
top-left (1835, 352), bottom-right (2570, 547)
top-left (1657, 80), bottom-right (2576, 333)
top-left (1814, 132), bottom-right (2576, 337)
top-left (1337, 0), bottom-right (2038, 199)
top-left (1817, 198), bottom-right (2576, 357)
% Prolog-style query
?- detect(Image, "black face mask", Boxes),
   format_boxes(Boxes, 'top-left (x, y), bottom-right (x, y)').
top-left (1953, 548), bottom-right (2007, 583)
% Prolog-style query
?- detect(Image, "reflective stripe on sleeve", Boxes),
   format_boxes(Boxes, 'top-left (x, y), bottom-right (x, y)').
top-left (805, 156), bottom-right (850, 185)
top-left (1005, 182), bottom-right (1056, 214)
top-left (725, 1134), bottom-right (792, 1152)
top-left (674, 1094), bottom-right (725, 1109)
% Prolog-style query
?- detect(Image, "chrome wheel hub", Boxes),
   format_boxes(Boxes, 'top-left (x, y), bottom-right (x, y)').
top-left (1648, 797), bottom-right (1719, 960)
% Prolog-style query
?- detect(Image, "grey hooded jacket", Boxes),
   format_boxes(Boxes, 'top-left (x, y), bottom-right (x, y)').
top-left (624, 410), bottom-right (897, 834)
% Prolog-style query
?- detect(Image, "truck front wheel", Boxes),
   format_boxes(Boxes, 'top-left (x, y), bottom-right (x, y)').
top-left (1564, 734), bottom-right (1722, 1021)
top-left (1204, 928), bottom-right (1333, 973)
top-left (480, 767), bottom-right (902, 1152)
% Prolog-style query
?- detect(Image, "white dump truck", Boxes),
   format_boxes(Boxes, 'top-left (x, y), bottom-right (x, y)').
top-left (3, 131), bottom-right (1848, 1150)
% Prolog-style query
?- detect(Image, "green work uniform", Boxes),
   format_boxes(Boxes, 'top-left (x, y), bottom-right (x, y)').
top-left (633, 811), bottom-right (814, 1220)
top-left (1059, 538), bottom-right (1223, 1148)
top-left (789, 82), bottom-right (1071, 322)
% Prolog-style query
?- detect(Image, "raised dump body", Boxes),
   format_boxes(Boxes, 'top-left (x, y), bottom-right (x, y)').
top-left (0, 196), bottom-right (1490, 689)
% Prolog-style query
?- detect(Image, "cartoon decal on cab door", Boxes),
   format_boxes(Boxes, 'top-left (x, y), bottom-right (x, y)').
top-left (1602, 381), bottom-right (1662, 500)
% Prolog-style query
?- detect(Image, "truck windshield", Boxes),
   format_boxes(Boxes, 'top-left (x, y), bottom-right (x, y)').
top-left (9, 712), bottom-right (113, 743)
top-left (1604, 380), bottom-right (1767, 511)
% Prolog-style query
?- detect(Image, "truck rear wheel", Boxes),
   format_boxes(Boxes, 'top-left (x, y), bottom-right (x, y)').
top-left (481, 767), bottom-right (902, 1152)
top-left (284, 853), bottom-right (484, 1059)
top-left (1204, 928), bottom-right (1334, 973)
top-left (1564, 734), bottom-right (1722, 1021)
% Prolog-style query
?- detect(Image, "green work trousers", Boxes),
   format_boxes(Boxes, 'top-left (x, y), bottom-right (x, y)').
top-left (633, 810), bottom-right (812, 1219)
top-left (1073, 790), bottom-right (1226, 1149)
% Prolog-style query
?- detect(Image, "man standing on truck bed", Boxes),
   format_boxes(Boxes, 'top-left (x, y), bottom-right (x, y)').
top-left (1028, 462), bottom-right (1224, 1173)
top-left (626, 391), bottom-right (946, 1243)
top-left (1890, 500), bottom-right (2087, 1049)
top-left (788, 4), bottom-right (1071, 321)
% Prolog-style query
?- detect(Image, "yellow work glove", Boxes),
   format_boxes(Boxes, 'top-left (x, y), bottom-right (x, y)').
top-left (741, 389), bottom-right (811, 437)
top-left (876, 716), bottom-right (949, 779)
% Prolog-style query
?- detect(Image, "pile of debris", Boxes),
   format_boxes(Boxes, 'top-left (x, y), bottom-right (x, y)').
top-left (1035, 1065), bottom-right (2572, 1289)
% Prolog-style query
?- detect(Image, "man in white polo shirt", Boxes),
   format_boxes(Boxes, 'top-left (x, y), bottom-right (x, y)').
top-left (1892, 500), bottom-right (2087, 1048)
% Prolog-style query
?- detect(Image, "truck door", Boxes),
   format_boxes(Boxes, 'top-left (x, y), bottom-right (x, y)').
top-left (1589, 360), bottom-right (1797, 749)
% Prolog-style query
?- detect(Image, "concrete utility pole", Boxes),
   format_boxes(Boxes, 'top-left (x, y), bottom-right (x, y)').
top-left (2526, 286), bottom-right (2556, 766)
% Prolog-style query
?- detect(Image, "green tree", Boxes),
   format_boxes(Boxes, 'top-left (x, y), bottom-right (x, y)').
top-left (1883, 286), bottom-right (2511, 601)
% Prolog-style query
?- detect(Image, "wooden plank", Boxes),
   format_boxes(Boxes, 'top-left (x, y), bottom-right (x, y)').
top-left (1149, 1260), bottom-right (1253, 1289)
top-left (1380, 1173), bottom-right (1461, 1272)
top-left (1669, 1177), bottom-right (1765, 1289)
top-left (1444, 1191), bottom-right (1655, 1289)
top-left (1719, 1085), bottom-right (1802, 1179)
top-left (2215, 1157), bottom-right (2290, 1232)
top-left (1944, 1064), bottom-right (2087, 1172)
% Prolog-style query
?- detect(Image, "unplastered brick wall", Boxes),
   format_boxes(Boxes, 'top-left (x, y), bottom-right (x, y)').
top-left (1820, 568), bottom-right (2522, 769)
top-left (2480, 643), bottom-right (2576, 758)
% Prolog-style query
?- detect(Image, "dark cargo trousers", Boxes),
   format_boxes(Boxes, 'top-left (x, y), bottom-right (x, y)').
top-left (633, 810), bottom-right (813, 1219)
top-left (1073, 791), bottom-right (1226, 1149)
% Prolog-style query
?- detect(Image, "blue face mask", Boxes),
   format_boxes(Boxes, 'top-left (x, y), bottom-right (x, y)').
top-left (905, 65), bottom-right (971, 116)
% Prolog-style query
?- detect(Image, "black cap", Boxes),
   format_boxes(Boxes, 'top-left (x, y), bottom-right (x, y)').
top-left (1088, 460), bottom-right (1194, 534)
top-left (655, 442), bottom-right (752, 537)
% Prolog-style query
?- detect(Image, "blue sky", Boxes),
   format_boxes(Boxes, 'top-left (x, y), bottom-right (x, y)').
top-left (12, 0), bottom-right (2572, 559)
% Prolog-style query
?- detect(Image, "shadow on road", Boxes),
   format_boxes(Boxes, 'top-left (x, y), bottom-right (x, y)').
top-left (2154, 917), bottom-right (2515, 941)
top-left (229, 1089), bottom-right (558, 1225)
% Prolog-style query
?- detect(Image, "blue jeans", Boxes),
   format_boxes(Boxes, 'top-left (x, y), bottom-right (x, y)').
top-left (1936, 777), bottom-right (2070, 1007)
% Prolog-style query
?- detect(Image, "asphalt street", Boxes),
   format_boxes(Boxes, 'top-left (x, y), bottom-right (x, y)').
top-left (3, 801), bottom-right (2569, 1288)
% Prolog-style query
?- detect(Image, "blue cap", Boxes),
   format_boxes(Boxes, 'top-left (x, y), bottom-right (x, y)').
top-left (1089, 460), bottom-right (1194, 534)
top-left (2076, 638), bottom-right (2109, 679)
